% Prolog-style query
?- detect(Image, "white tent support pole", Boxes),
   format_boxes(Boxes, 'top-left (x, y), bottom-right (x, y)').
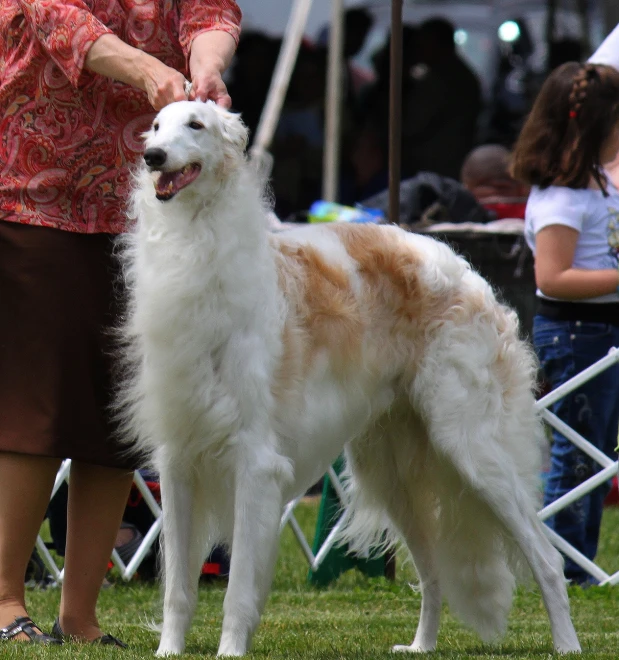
top-left (322, 0), bottom-right (345, 202)
top-left (249, 0), bottom-right (314, 177)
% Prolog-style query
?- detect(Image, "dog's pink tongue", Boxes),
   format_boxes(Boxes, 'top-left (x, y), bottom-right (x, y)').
top-left (155, 164), bottom-right (201, 198)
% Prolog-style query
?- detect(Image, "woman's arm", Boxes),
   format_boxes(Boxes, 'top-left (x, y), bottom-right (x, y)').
top-left (179, 1), bottom-right (242, 107)
top-left (19, 0), bottom-right (188, 109)
top-left (188, 30), bottom-right (237, 107)
top-left (534, 224), bottom-right (619, 299)
top-left (84, 34), bottom-right (188, 110)
top-left (18, 0), bottom-right (112, 87)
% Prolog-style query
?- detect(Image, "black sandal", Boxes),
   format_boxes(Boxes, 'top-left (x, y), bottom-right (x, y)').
top-left (0, 616), bottom-right (62, 644)
top-left (52, 618), bottom-right (128, 648)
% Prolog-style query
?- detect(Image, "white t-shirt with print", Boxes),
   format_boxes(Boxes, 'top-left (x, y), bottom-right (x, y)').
top-left (524, 184), bottom-right (619, 303)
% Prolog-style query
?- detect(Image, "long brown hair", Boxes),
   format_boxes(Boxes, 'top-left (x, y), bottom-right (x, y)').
top-left (511, 62), bottom-right (619, 192)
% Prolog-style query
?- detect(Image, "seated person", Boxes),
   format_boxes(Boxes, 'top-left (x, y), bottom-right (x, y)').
top-left (339, 119), bottom-right (389, 206)
top-left (460, 144), bottom-right (530, 219)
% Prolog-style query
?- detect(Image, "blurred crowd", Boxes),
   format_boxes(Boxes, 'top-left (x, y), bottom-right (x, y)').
top-left (225, 9), bottom-right (569, 221)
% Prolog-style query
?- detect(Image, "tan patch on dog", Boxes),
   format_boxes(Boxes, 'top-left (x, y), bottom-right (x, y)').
top-left (328, 223), bottom-right (425, 323)
top-left (272, 240), bottom-right (364, 392)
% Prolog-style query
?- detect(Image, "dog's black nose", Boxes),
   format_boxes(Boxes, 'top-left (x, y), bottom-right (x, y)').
top-left (143, 148), bottom-right (167, 168)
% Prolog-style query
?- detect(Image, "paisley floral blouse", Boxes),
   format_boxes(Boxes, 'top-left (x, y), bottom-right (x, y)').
top-left (0, 1), bottom-right (241, 233)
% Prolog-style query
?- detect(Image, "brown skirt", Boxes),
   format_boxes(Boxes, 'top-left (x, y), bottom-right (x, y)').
top-left (0, 221), bottom-right (137, 470)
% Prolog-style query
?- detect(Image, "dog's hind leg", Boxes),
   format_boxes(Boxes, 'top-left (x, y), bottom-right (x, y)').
top-left (390, 517), bottom-right (441, 653)
top-left (217, 438), bottom-right (292, 657)
top-left (345, 423), bottom-right (442, 653)
top-left (156, 462), bottom-right (213, 657)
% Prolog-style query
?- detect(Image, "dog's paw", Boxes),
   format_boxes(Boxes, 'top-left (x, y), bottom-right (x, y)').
top-left (217, 638), bottom-right (249, 657)
top-left (555, 644), bottom-right (581, 655)
top-left (392, 643), bottom-right (435, 654)
top-left (156, 643), bottom-right (184, 657)
top-left (217, 647), bottom-right (247, 657)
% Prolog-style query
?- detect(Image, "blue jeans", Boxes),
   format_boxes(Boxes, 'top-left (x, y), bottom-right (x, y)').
top-left (534, 316), bottom-right (619, 584)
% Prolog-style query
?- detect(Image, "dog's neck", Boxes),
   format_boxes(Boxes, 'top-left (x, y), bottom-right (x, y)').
top-left (132, 162), bottom-right (278, 310)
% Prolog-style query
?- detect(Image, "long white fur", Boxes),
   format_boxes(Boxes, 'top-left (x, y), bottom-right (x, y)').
top-left (118, 100), bottom-right (581, 657)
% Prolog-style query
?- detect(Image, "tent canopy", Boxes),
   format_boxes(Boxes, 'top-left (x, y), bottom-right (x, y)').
top-left (236, 0), bottom-right (603, 44)
top-left (236, 0), bottom-right (604, 98)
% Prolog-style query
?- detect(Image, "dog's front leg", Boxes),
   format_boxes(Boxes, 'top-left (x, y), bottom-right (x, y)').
top-left (217, 440), bottom-right (292, 657)
top-left (156, 464), bottom-right (202, 657)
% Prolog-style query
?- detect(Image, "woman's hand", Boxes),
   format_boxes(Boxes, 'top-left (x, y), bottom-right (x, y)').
top-left (140, 57), bottom-right (189, 111)
top-left (188, 31), bottom-right (237, 108)
top-left (187, 67), bottom-right (231, 108)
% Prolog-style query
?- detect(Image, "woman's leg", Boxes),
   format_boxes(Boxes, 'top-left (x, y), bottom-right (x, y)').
top-left (0, 453), bottom-right (61, 640)
top-left (58, 461), bottom-right (134, 641)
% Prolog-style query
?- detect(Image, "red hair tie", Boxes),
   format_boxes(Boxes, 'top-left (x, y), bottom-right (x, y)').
top-left (569, 110), bottom-right (578, 119)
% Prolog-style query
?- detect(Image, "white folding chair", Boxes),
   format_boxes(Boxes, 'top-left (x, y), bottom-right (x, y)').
top-left (37, 464), bottom-right (162, 583)
top-left (279, 464), bottom-right (349, 573)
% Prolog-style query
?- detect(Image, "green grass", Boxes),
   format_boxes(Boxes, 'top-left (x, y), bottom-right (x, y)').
top-left (6, 501), bottom-right (619, 658)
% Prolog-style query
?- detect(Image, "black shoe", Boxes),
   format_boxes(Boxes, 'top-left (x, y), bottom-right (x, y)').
top-left (0, 616), bottom-right (62, 644)
top-left (115, 522), bottom-right (147, 566)
top-left (52, 618), bottom-right (128, 648)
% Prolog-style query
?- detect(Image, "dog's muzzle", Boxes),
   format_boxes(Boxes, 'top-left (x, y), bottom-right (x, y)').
top-left (143, 149), bottom-right (202, 201)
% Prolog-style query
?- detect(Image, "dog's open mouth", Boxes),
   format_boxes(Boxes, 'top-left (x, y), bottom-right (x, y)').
top-left (153, 163), bottom-right (202, 201)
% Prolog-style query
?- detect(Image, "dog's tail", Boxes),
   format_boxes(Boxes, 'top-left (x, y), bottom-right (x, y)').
top-left (430, 457), bottom-right (532, 642)
top-left (409, 292), bottom-right (544, 641)
top-left (341, 434), bottom-right (534, 643)
top-left (339, 297), bottom-right (545, 642)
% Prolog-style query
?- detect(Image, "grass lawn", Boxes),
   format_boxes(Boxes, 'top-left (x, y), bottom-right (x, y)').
top-left (5, 500), bottom-right (619, 659)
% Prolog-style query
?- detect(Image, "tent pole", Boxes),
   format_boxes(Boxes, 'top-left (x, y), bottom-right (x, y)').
top-left (322, 0), bottom-right (345, 202)
top-left (389, 0), bottom-right (403, 224)
top-left (250, 0), bottom-right (314, 181)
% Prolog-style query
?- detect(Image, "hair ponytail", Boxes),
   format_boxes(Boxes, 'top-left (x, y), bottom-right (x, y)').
top-left (511, 62), bottom-right (619, 191)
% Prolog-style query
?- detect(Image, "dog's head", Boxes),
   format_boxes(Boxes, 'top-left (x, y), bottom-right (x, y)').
top-left (142, 100), bottom-right (248, 202)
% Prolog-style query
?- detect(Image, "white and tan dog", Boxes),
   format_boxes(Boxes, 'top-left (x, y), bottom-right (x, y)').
top-left (119, 100), bottom-right (580, 657)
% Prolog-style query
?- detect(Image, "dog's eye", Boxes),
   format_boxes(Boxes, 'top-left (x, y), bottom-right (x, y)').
top-left (188, 121), bottom-right (205, 130)
top-left (153, 123), bottom-right (159, 132)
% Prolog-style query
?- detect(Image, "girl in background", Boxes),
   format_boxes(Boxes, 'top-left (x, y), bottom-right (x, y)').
top-left (512, 61), bottom-right (619, 585)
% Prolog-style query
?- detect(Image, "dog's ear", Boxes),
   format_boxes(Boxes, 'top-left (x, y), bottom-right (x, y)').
top-left (218, 111), bottom-right (249, 155)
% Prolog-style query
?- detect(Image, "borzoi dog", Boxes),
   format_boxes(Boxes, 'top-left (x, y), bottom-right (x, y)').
top-left (119, 100), bottom-right (580, 656)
